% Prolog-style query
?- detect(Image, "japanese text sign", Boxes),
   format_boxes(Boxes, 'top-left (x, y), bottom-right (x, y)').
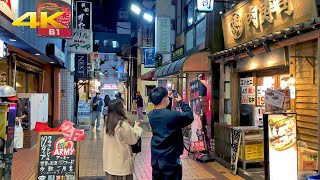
top-left (76, 1), bottom-right (92, 30)
top-left (36, 133), bottom-right (79, 180)
top-left (67, 29), bottom-right (93, 54)
top-left (222, 0), bottom-right (318, 48)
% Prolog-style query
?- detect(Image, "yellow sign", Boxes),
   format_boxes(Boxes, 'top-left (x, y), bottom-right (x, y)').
top-left (12, 12), bottom-right (65, 28)
top-left (222, 0), bottom-right (318, 49)
top-left (0, 106), bottom-right (8, 140)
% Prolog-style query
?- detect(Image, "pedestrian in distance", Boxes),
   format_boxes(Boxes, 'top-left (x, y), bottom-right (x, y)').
top-left (135, 91), bottom-right (144, 121)
top-left (103, 99), bottom-right (143, 180)
top-left (91, 92), bottom-right (104, 132)
top-left (103, 95), bottom-right (111, 125)
top-left (148, 87), bottom-right (194, 180)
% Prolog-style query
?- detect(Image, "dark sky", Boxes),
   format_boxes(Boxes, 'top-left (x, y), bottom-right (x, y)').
top-left (92, 0), bottom-right (137, 29)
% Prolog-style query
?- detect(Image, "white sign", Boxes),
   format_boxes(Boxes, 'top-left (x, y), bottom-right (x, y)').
top-left (102, 84), bottom-right (117, 90)
top-left (155, 17), bottom-right (171, 53)
top-left (0, 0), bottom-right (19, 20)
top-left (241, 86), bottom-right (255, 95)
top-left (197, 0), bottom-right (213, 12)
top-left (90, 52), bottom-right (100, 71)
top-left (257, 86), bottom-right (267, 105)
top-left (67, 29), bottom-right (93, 54)
top-left (265, 89), bottom-right (285, 108)
top-left (0, 40), bottom-right (5, 58)
top-left (240, 77), bottom-right (253, 87)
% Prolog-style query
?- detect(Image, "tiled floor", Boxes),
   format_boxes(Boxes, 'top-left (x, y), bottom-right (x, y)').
top-left (10, 113), bottom-right (244, 180)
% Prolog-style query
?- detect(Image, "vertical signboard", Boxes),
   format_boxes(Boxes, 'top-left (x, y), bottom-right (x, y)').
top-left (142, 48), bottom-right (155, 68)
top-left (155, 17), bottom-right (171, 63)
top-left (36, 0), bottom-right (72, 38)
top-left (75, 54), bottom-right (88, 79)
top-left (67, 30), bottom-right (93, 54)
top-left (36, 132), bottom-right (79, 180)
top-left (76, 1), bottom-right (92, 30)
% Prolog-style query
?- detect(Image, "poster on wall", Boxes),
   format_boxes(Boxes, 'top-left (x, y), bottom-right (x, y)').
top-left (76, 1), bottom-right (92, 30)
top-left (265, 89), bottom-right (285, 108)
top-left (240, 77), bottom-right (255, 105)
top-left (36, 0), bottom-right (72, 38)
top-left (142, 48), bottom-right (155, 68)
top-left (190, 80), bottom-right (206, 152)
top-left (67, 29), bottom-right (93, 54)
top-left (265, 113), bottom-right (297, 180)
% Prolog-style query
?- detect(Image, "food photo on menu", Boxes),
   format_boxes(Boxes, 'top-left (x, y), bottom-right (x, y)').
top-left (268, 115), bottom-right (296, 151)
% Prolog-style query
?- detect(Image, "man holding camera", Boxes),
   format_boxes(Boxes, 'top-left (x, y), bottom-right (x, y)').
top-left (148, 87), bottom-right (194, 180)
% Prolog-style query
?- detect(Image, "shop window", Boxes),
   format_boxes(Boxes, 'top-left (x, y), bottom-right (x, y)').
top-left (112, 41), bottom-right (119, 48)
top-left (16, 71), bottom-right (26, 93)
top-left (185, 28), bottom-right (194, 51)
top-left (196, 19), bottom-right (206, 46)
top-left (27, 73), bottom-right (39, 93)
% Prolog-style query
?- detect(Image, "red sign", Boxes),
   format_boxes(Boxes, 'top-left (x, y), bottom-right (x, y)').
top-left (36, 0), bottom-right (72, 38)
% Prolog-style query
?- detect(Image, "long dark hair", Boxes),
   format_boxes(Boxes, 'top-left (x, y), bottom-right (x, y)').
top-left (104, 95), bottom-right (111, 107)
top-left (105, 99), bottom-right (128, 136)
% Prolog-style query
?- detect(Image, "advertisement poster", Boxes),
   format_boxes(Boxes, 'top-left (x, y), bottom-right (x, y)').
top-left (190, 80), bottom-right (206, 152)
top-left (67, 30), bottom-right (93, 54)
top-left (36, 0), bottom-right (72, 38)
top-left (36, 133), bottom-right (79, 179)
top-left (268, 114), bottom-right (297, 180)
top-left (143, 48), bottom-right (155, 68)
top-left (265, 89), bottom-right (285, 108)
top-left (77, 93), bottom-right (90, 122)
top-left (240, 77), bottom-right (255, 105)
top-left (76, 1), bottom-right (92, 30)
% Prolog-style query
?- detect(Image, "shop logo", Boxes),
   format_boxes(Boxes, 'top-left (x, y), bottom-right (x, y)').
top-left (52, 137), bottom-right (76, 156)
top-left (230, 12), bottom-right (244, 40)
top-left (12, 12), bottom-right (66, 29)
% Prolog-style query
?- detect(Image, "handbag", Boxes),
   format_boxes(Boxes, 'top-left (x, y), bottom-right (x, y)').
top-left (14, 119), bottom-right (24, 149)
top-left (131, 137), bottom-right (141, 153)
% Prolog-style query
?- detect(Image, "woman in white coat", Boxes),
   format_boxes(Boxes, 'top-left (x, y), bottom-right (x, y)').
top-left (103, 99), bottom-right (143, 180)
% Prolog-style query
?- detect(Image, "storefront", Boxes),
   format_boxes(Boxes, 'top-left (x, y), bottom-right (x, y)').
top-left (211, 0), bottom-right (320, 179)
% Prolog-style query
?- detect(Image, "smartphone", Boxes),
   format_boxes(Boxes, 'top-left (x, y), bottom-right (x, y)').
top-left (171, 90), bottom-right (178, 98)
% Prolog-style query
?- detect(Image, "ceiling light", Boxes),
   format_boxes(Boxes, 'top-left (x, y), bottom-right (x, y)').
top-left (9, 39), bottom-right (16, 41)
top-left (35, 53), bottom-right (40, 56)
top-left (131, 4), bottom-right (141, 15)
top-left (50, 61), bottom-right (54, 64)
top-left (143, 13), bottom-right (153, 22)
top-left (219, 11), bottom-right (223, 14)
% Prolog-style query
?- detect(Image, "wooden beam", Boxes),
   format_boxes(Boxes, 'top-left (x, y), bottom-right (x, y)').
top-left (317, 36), bottom-right (320, 172)
top-left (219, 62), bottom-right (224, 123)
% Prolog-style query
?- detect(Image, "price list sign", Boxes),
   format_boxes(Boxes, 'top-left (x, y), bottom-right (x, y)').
top-left (36, 132), bottom-right (79, 180)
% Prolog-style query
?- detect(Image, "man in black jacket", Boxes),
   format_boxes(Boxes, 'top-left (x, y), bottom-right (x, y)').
top-left (148, 87), bottom-right (194, 180)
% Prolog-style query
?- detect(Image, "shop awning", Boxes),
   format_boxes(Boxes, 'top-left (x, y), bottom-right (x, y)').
top-left (141, 69), bottom-right (156, 81)
top-left (154, 51), bottom-right (210, 78)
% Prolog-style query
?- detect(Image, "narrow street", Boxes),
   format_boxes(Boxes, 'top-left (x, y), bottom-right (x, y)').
top-left (11, 113), bottom-right (244, 180)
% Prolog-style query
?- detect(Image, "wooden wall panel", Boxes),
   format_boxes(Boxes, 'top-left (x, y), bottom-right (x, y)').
top-left (294, 39), bottom-right (318, 150)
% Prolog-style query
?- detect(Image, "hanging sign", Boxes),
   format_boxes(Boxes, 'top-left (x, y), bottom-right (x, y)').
top-left (75, 54), bottom-right (88, 79)
top-left (36, 132), bottom-right (79, 180)
top-left (197, 0), bottom-right (214, 12)
top-left (76, 1), bottom-right (92, 30)
top-left (67, 29), bottom-right (93, 54)
top-left (36, 0), bottom-right (72, 38)
top-left (143, 48), bottom-right (155, 68)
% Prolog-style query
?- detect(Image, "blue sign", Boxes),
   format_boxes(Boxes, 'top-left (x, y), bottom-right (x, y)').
top-left (143, 48), bottom-right (155, 68)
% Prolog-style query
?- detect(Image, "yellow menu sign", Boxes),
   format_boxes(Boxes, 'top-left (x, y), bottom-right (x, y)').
top-left (0, 105), bottom-right (8, 140)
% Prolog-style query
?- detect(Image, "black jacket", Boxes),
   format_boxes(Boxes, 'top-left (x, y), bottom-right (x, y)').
top-left (148, 100), bottom-right (194, 160)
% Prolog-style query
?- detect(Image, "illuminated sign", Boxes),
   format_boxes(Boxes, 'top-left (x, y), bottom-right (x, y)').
top-left (102, 84), bottom-right (117, 90)
top-left (197, 0), bottom-right (213, 12)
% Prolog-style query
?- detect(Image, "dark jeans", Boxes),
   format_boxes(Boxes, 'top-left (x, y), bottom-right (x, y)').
top-left (151, 157), bottom-right (182, 180)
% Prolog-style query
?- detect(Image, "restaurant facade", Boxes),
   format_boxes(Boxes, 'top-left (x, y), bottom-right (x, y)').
top-left (211, 0), bottom-right (320, 178)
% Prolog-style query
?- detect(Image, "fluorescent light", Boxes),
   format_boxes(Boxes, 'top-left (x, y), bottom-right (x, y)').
top-left (35, 53), bottom-right (40, 56)
top-left (219, 11), bottom-right (223, 14)
top-left (143, 13), bottom-right (153, 22)
top-left (9, 39), bottom-right (16, 41)
top-left (50, 61), bottom-right (54, 64)
top-left (131, 4), bottom-right (141, 15)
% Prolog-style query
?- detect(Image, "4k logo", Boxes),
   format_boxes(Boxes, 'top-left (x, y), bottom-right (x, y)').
top-left (12, 12), bottom-right (65, 28)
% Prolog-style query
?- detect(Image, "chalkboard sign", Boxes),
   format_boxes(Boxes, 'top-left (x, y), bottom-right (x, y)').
top-left (36, 132), bottom-right (79, 180)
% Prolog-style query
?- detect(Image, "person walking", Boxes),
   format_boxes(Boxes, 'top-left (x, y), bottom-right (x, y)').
top-left (103, 95), bottom-right (111, 124)
top-left (103, 99), bottom-right (143, 180)
top-left (135, 91), bottom-right (144, 121)
top-left (148, 87), bottom-right (194, 180)
top-left (91, 92), bottom-right (104, 132)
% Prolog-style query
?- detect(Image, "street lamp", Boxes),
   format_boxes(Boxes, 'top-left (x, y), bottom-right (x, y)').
top-left (131, 4), bottom-right (141, 15)
top-left (143, 12), bottom-right (153, 22)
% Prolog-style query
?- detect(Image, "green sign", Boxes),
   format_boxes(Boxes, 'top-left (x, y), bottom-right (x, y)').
top-left (172, 46), bottom-right (184, 60)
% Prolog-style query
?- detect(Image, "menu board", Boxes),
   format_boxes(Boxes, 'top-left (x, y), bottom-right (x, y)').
top-left (36, 132), bottom-right (79, 180)
top-left (240, 77), bottom-right (255, 105)
top-left (267, 114), bottom-right (297, 180)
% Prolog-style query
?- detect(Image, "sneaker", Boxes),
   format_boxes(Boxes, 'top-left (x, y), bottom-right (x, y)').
top-left (96, 127), bottom-right (101, 132)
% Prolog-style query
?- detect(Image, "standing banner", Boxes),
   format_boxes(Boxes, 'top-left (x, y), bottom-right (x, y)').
top-left (67, 30), bottom-right (93, 54)
top-left (142, 48), bottom-right (155, 68)
top-left (75, 54), bottom-right (88, 79)
top-left (36, 0), bottom-right (72, 38)
top-left (76, 1), bottom-right (92, 30)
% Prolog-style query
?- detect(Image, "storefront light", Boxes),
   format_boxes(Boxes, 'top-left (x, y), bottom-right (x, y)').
top-left (35, 53), bottom-right (40, 56)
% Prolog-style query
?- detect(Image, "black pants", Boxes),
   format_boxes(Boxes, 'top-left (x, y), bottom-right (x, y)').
top-left (151, 157), bottom-right (182, 180)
